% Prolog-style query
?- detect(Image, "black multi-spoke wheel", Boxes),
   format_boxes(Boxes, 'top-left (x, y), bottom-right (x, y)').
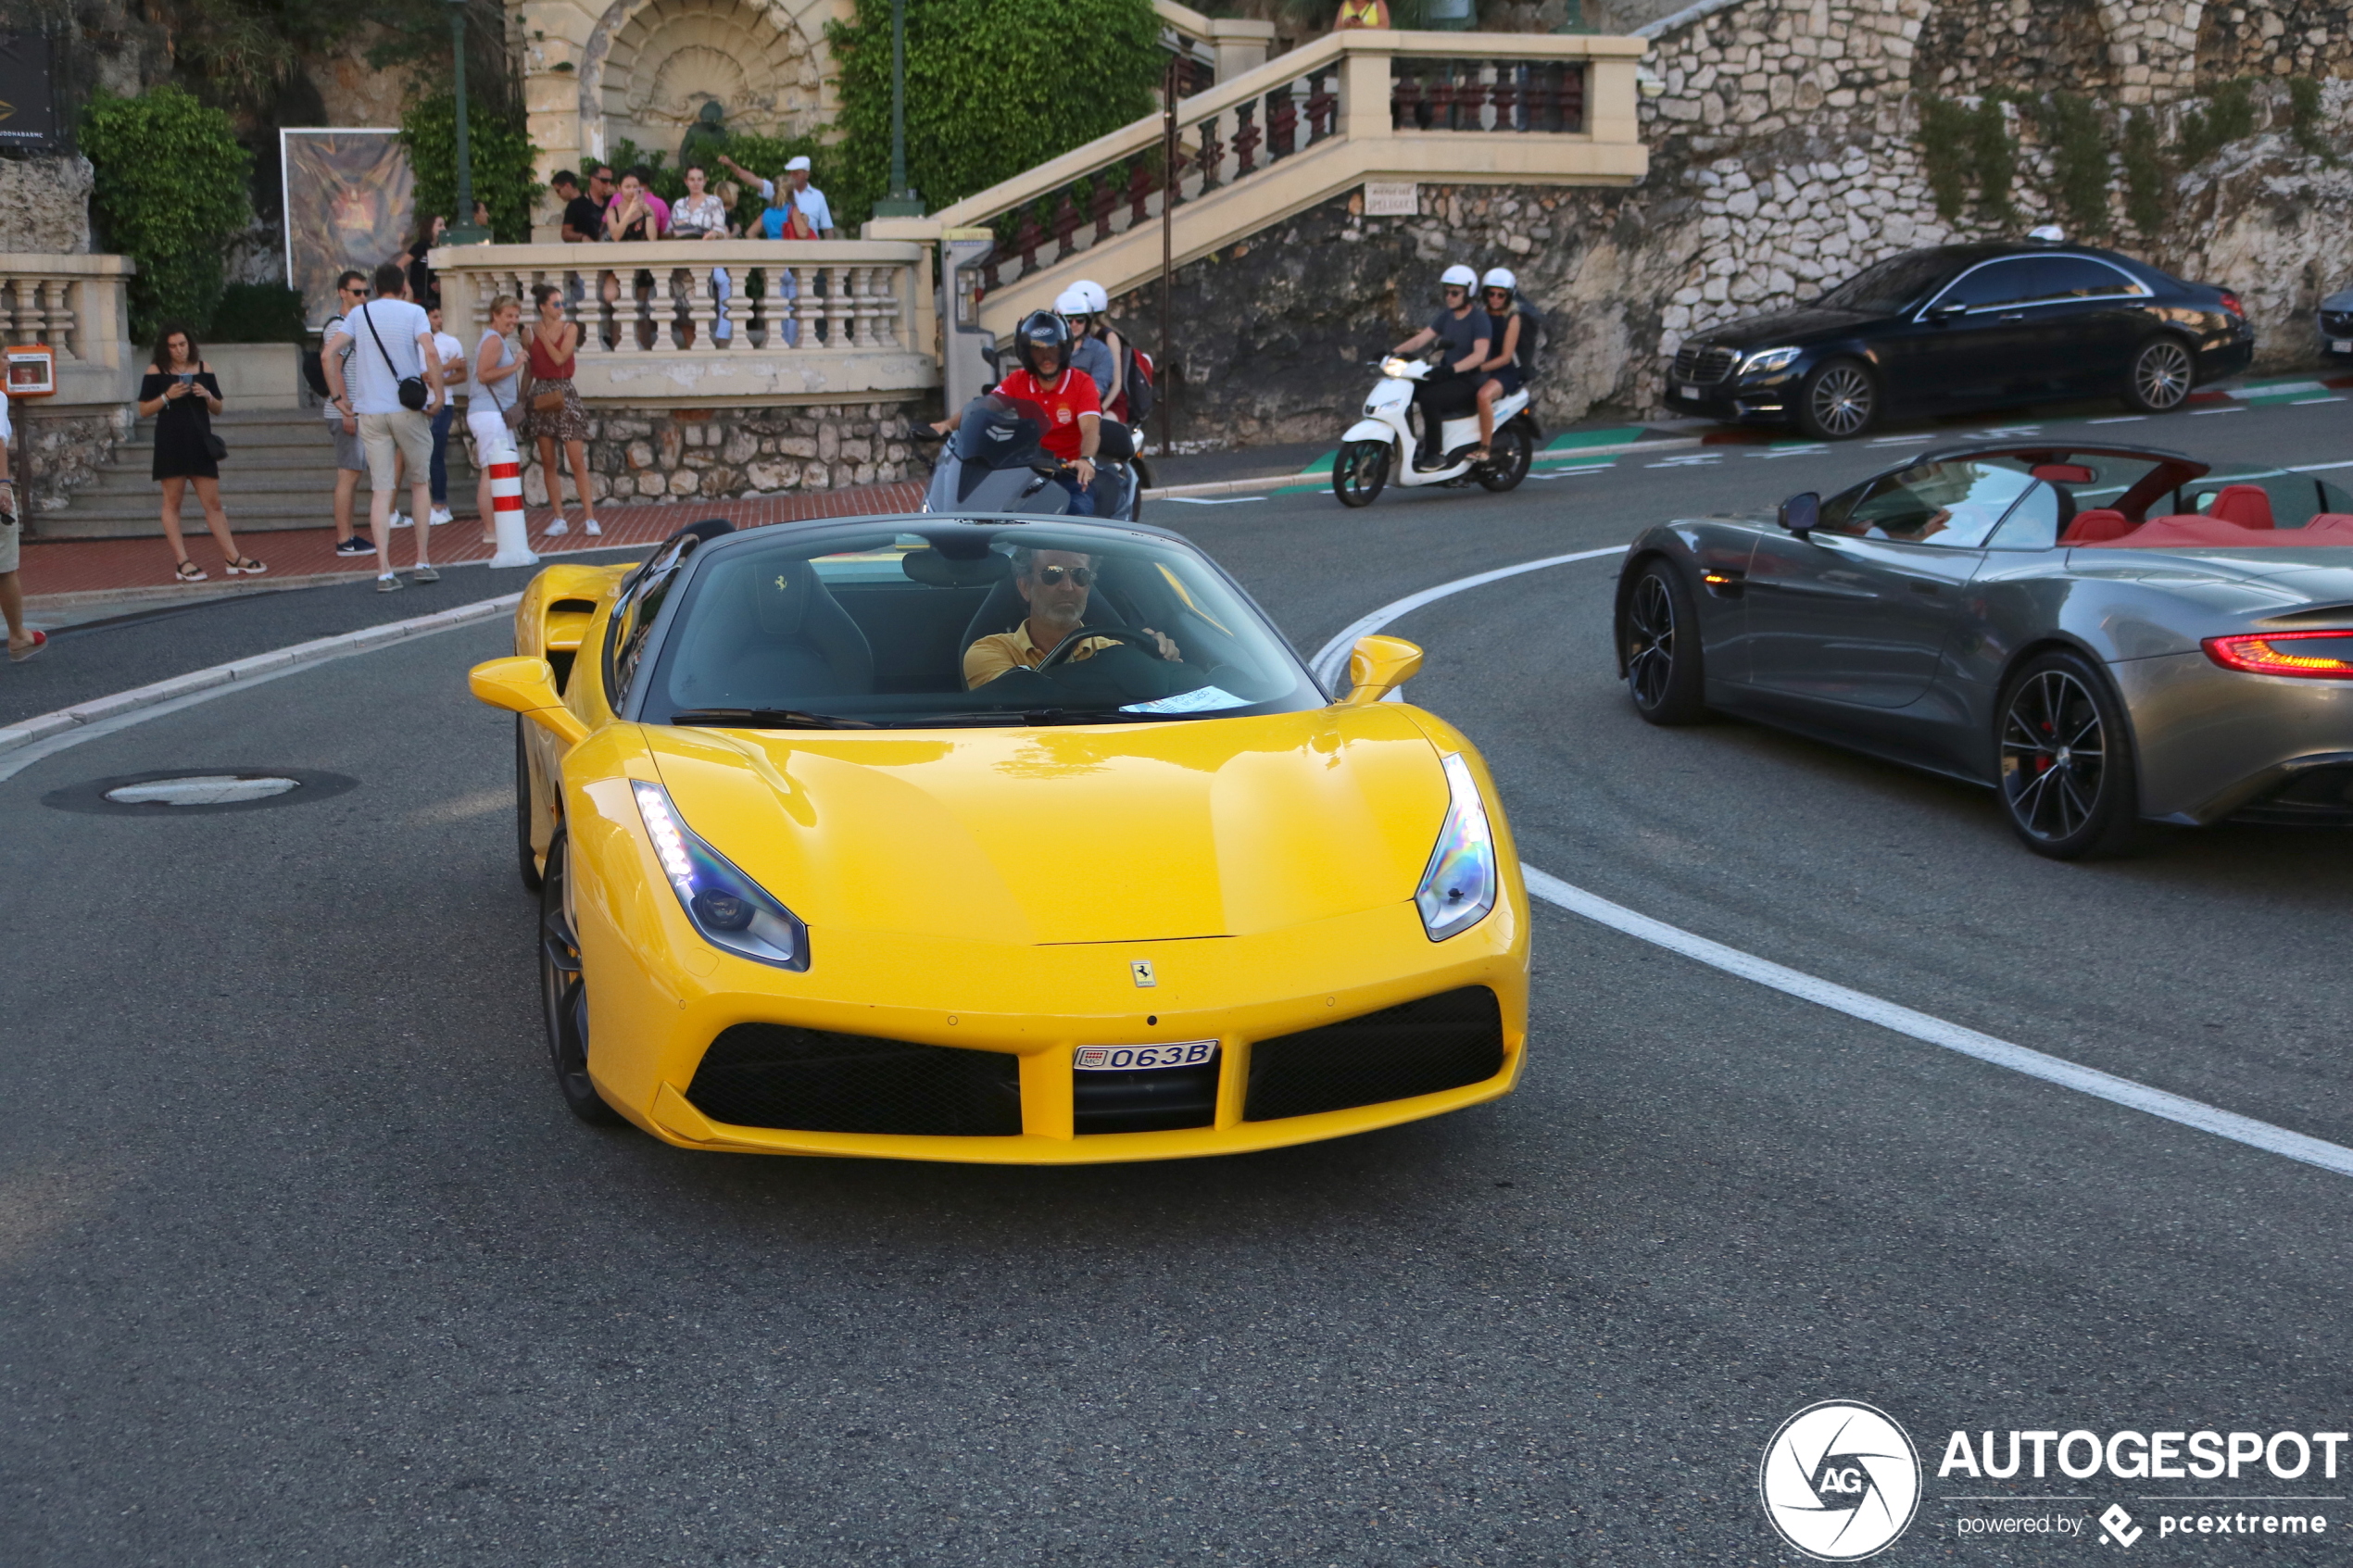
top-left (540, 834), bottom-right (623, 1125)
top-left (1477, 422), bottom-right (1533, 492)
top-left (1794, 358), bottom-right (1878, 440)
top-left (514, 720), bottom-right (544, 893)
top-left (1333, 438), bottom-right (1391, 508)
top-left (1620, 562), bottom-right (1707, 724)
top-left (1995, 652), bottom-right (2139, 859)
top-left (2124, 335), bottom-right (2195, 413)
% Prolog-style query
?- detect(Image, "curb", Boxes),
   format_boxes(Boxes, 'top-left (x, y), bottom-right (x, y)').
top-left (0, 593), bottom-right (522, 759)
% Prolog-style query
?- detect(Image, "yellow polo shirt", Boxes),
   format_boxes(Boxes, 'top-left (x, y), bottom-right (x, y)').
top-left (964, 621), bottom-right (1118, 688)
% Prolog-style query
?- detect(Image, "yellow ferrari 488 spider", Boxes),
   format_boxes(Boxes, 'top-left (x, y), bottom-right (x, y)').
top-left (469, 515), bottom-right (1529, 1162)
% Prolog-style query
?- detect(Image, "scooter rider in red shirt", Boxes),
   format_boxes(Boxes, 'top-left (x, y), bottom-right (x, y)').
top-left (933, 310), bottom-right (1104, 514)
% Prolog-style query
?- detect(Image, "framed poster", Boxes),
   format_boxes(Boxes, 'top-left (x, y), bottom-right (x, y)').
top-left (0, 31), bottom-right (62, 152)
top-left (281, 129), bottom-right (414, 328)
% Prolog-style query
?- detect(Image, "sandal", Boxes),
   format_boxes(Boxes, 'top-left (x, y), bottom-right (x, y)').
top-left (174, 559), bottom-right (208, 583)
top-left (8, 629), bottom-right (47, 663)
top-left (224, 556), bottom-right (268, 576)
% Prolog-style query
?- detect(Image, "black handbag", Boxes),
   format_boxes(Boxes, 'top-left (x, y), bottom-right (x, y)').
top-left (360, 301), bottom-right (431, 411)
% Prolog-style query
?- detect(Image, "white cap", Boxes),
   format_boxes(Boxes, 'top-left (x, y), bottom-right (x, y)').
top-left (2027, 224), bottom-right (2065, 242)
top-left (785, 155), bottom-right (812, 172)
top-left (1440, 263), bottom-right (1478, 289)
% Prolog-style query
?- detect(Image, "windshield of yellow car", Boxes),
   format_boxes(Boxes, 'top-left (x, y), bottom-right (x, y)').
top-left (627, 523), bottom-right (1327, 727)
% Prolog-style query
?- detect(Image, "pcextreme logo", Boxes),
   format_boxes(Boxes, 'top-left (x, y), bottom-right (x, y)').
top-left (1759, 1400), bottom-right (1924, 1561)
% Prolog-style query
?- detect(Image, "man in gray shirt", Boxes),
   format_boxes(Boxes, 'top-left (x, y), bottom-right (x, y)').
top-left (1390, 263), bottom-right (1491, 464)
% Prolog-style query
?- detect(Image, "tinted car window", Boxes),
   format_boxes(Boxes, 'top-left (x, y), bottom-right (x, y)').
top-left (2021, 257), bottom-right (2149, 300)
top-left (1816, 251), bottom-right (1958, 315)
top-left (1818, 458), bottom-right (2036, 547)
top-left (1935, 259), bottom-right (2043, 311)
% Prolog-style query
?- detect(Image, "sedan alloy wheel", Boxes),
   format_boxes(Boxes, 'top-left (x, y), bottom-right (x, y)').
top-left (1797, 359), bottom-right (1877, 440)
top-left (2126, 336), bottom-right (2195, 413)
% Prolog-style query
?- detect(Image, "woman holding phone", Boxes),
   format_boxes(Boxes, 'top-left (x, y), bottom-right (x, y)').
top-left (522, 283), bottom-right (599, 537)
top-left (136, 323), bottom-right (264, 583)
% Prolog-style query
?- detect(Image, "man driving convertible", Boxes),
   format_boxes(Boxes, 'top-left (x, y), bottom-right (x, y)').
top-left (965, 547), bottom-right (1180, 689)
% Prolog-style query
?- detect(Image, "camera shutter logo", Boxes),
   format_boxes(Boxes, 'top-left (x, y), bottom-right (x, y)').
top-left (1758, 1400), bottom-right (1921, 1560)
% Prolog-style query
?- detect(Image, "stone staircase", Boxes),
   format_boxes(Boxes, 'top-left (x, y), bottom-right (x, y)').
top-left (34, 407), bottom-right (479, 541)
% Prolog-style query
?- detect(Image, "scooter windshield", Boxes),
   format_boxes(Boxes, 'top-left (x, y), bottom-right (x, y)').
top-left (950, 395), bottom-right (1049, 468)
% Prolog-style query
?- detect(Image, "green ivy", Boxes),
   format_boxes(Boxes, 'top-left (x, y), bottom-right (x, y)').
top-left (2287, 77), bottom-right (2336, 164)
top-left (81, 85), bottom-right (254, 342)
top-left (209, 282), bottom-right (308, 344)
top-left (823, 0), bottom-right (1162, 232)
top-left (1918, 95), bottom-right (1976, 220)
top-left (1970, 93), bottom-right (2020, 223)
top-left (2121, 109), bottom-right (2167, 233)
top-left (2177, 78), bottom-right (2254, 165)
top-left (396, 92), bottom-right (542, 243)
top-left (2045, 93), bottom-right (2111, 237)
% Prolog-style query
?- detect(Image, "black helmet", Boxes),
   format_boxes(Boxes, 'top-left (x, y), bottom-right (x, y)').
top-left (1012, 309), bottom-right (1073, 377)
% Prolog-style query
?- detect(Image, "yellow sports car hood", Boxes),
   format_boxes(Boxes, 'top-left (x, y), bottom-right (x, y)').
top-left (644, 708), bottom-right (1454, 945)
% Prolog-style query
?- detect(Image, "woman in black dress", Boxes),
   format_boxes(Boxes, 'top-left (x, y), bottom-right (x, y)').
top-left (137, 324), bottom-right (264, 583)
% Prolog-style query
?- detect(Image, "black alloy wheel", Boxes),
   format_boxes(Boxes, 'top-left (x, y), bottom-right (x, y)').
top-left (514, 720), bottom-right (544, 893)
top-left (1995, 652), bottom-right (2140, 859)
top-left (1621, 562), bottom-right (1708, 724)
top-left (1333, 438), bottom-right (1391, 508)
top-left (541, 834), bottom-right (624, 1125)
top-left (1477, 422), bottom-right (1533, 492)
top-left (1794, 358), bottom-right (1878, 441)
top-left (2124, 336), bottom-right (2195, 413)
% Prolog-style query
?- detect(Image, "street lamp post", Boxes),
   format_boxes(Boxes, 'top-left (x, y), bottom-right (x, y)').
top-left (444, 0), bottom-right (491, 244)
top-left (872, 0), bottom-right (924, 217)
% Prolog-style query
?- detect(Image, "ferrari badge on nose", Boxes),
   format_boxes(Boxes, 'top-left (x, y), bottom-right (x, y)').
top-left (1130, 960), bottom-right (1156, 988)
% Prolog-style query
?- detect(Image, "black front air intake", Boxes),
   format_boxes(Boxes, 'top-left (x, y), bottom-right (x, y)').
top-left (688, 1023), bottom-right (1022, 1135)
top-left (1243, 987), bottom-right (1505, 1123)
top-left (1073, 1053), bottom-right (1221, 1135)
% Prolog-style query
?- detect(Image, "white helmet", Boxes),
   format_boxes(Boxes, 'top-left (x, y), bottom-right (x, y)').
top-left (1057, 280), bottom-right (1111, 318)
top-left (1440, 263), bottom-right (1478, 291)
top-left (1480, 266), bottom-right (1518, 295)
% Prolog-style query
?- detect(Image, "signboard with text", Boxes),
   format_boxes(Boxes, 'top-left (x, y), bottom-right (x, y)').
top-left (0, 31), bottom-right (61, 150)
top-left (1364, 182), bottom-right (1420, 218)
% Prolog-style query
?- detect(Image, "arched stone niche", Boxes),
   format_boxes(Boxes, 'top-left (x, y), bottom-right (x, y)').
top-left (579, 0), bottom-right (828, 162)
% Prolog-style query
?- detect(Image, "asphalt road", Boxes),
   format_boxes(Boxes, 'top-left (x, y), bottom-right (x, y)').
top-left (6, 389), bottom-right (2353, 1565)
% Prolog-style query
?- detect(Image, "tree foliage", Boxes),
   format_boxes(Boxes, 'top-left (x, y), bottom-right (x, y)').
top-left (81, 86), bottom-right (254, 342)
top-left (1918, 96), bottom-right (1976, 220)
top-left (398, 93), bottom-right (543, 243)
top-left (2044, 92), bottom-right (2111, 237)
top-left (2177, 78), bottom-right (2254, 165)
top-left (823, 0), bottom-right (1161, 231)
top-left (2121, 109), bottom-right (2168, 233)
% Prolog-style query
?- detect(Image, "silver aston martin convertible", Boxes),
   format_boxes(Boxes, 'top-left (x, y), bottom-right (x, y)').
top-left (1614, 442), bottom-right (2353, 859)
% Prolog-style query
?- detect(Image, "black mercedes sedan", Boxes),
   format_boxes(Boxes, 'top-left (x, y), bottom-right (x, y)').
top-left (1664, 242), bottom-right (2254, 439)
top-left (2320, 285), bottom-right (2353, 364)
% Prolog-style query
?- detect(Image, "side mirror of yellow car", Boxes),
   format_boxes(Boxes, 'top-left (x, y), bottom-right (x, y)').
top-left (470, 656), bottom-right (591, 746)
top-left (1341, 633), bottom-right (1424, 706)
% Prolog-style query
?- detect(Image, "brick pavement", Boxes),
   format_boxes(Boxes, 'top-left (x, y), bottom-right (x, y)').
top-left (19, 483), bottom-right (928, 602)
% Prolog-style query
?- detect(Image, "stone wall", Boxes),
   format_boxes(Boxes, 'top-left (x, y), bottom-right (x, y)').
top-left (0, 157), bottom-right (96, 255)
top-left (513, 399), bottom-right (936, 508)
top-left (16, 407), bottom-right (134, 517)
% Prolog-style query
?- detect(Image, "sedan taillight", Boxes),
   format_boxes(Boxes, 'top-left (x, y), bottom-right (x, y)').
top-left (2220, 290), bottom-right (2246, 320)
top-left (2204, 630), bottom-right (2353, 678)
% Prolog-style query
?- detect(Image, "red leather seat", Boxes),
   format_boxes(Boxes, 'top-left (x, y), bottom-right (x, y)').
top-left (2295, 514), bottom-right (2353, 541)
top-left (2211, 484), bottom-right (2276, 530)
top-left (2061, 508), bottom-right (2133, 545)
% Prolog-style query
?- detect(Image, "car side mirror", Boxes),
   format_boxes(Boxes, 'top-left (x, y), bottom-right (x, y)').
top-left (1926, 301), bottom-right (1968, 323)
top-left (470, 656), bottom-right (590, 746)
top-left (1779, 492), bottom-right (1821, 537)
top-left (1341, 633), bottom-right (1425, 706)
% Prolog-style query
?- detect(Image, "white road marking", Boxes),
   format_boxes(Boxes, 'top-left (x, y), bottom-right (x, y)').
top-left (2193, 407), bottom-right (2248, 415)
top-left (1646, 453), bottom-right (1721, 469)
top-left (2295, 396), bottom-right (2347, 406)
top-left (1869, 434), bottom-right (1936, 445)
top-left (1974, 425), bottom-right (2044, 436)
top-left (0, 594), bottom-right (522, 783)
top-left (1159, 495), bottom-right (1269, 505)
top-left (1519, 867), bottom-right (2353, 1181)
top-left (1306, 546), bottom-right (1629, 684)
top-left (1751, 445), bottom-right (1830, 458)
top-left (2085, 416), bottom-right (2146, 424)
top-left (2288, 459), bottom-right (2353, 472)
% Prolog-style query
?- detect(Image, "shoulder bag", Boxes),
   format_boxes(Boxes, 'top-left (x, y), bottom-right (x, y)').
top-left (361, 303), bottom-right (431, 411)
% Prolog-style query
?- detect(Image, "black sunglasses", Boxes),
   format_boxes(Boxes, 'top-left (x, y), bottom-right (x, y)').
top-left (1035, 565), bottom-right (1093, 588)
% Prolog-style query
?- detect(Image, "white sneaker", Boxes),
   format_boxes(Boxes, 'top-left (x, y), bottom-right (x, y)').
top-left (390, 512), bottom-right (413, 529)
top-left (583, 517), bottom-right (603, 537)
top-left (544, 519), bottom-right (571, 536)
top-left (429, 507), bottom-right (452, 527)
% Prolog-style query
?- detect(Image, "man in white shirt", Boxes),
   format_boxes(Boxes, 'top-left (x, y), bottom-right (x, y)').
top-left (320, 270), bottom-right (375, 558)
top-left (324, 262), bottom-right (444, 591)
top-left (720, 152), bottom-right (836, 237)
top-left (0, 391), bottom-right (41, 662)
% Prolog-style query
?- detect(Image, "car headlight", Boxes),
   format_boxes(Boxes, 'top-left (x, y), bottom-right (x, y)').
top-left (1742, 345), bottom-right (1803, 375)
top-left (1416, 752), bottom-right (1498, 942)
top-left (632, 781), bottom-right (810, 971)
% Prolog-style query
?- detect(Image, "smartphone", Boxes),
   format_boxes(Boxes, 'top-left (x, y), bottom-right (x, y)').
top-left (177, 371), bottom-right (195, 385)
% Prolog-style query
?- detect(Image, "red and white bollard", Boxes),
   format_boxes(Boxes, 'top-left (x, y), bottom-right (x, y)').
top-left (487, 456), bottom-right (537, 569)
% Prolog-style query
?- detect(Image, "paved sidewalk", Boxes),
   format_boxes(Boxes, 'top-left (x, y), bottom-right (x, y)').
top-left (19, 483), bottom-right (926, 605)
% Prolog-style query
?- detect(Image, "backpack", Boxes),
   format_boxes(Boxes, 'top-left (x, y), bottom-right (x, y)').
top-left (1511, 301), bottom-right (1547, 383)
top-left (1122, 343), bottom-right (1156, 424)
top-left (303, 318), bottom-right (337, 398)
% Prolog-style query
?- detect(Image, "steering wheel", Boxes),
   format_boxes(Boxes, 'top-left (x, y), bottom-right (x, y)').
top-left (1035, 626), bottom-right (1168, 671)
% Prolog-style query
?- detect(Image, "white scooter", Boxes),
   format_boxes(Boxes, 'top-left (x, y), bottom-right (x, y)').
top-left (1333, 357), bottom-right (1536, 508)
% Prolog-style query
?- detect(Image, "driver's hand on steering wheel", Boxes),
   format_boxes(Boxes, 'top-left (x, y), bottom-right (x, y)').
top-left (1139, 626), bottom-right (1179, 661)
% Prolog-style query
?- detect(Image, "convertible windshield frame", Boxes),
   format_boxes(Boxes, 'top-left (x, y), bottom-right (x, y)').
top-left (616, 512), bottom-right (1330, 731)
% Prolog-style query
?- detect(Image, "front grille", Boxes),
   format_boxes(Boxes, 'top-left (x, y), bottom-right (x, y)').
top-left (1073, 1053), bottom-right (1221, 1135)
top-left (2229, 764), bottom-right (2353, 826)
top-left (2322, 312), bottom-right (2353, 336)
top-left (687, 1023), bottom-right (1022, 1135)
top-left (1243, 987), bottom-right (1505, 1123)
top-left (1672, 343), bottom-right (1740, 386)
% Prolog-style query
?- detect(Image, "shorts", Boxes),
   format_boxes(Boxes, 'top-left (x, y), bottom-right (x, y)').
top-left (330, 418), bottom-right (366, 471)
top-left (0, 513), bottom-right (19, 575)
top-left (359, 409), bottom-right (434, 492)
top-left (466, 407), bottom-right (518, 468)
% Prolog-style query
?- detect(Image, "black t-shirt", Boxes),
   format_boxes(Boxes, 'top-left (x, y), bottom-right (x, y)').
top-left (562, 194), bottom-right (604, 241)
top-left (1428, 307), bottom-right (1490, 370)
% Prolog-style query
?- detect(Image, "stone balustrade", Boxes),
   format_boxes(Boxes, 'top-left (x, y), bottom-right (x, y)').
top-left (429, 240), bottom-right (939, 408)
top-left (0, 253), bottom-right (140, 406)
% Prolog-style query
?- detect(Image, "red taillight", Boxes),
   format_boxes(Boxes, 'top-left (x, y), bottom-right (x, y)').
top-left (2203, 629), bottom-right (2353, 678)
top-left (2220, 290), bottom-right (2246, 320)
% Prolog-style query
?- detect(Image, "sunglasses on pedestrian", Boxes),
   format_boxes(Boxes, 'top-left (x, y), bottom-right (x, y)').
top-left (1035, 565), bottom-right (1094, 587)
